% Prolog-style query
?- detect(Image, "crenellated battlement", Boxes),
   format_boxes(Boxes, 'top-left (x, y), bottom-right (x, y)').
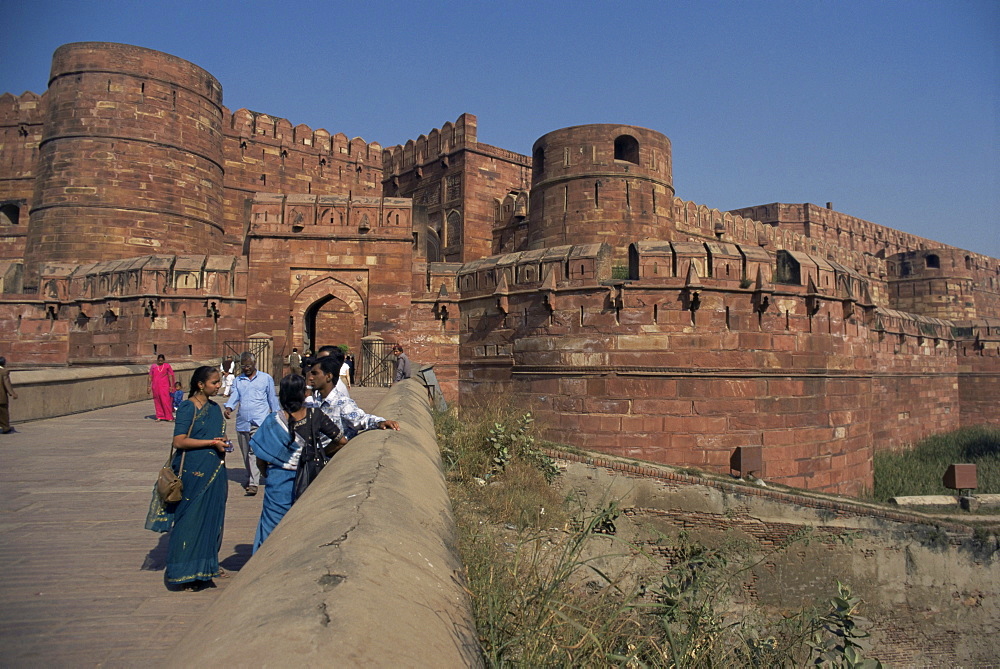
top-left (382, 113), bottom-right (478, 176)
top-left (455, 243), bottom-right (612, 296)
top-left (225, 108), bottom-right (383, 163)
top-left (0, 91), bottom-right (45, 125)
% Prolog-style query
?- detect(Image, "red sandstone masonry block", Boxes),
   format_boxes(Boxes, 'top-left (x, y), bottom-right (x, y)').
top-left (528, 378), bottom-right (561, 394)
top-left (586, 378), bottom-right (608, 395)
top-left (738, 332), bottom-right (773, 350)
top-left (762, 430), bottom-right (801, 447)
top-left (696, 431), bottom-right (757, 451)
top-left (583, 398), bottom-right (631, 414)
top-left (728, 412), bottom-right (784, 431)
top-left (560, 378), bottom-right (587, 395)
top-left (552, 396), bottom-right (583, 413)
top-left (766, 378), bottom-right (806, 397)
top-left (570, 413), bottom-right (622, 433)
top-left (621, 414), bottom-right (664, 433)
top-left (764, 457), bottom-right (797, 478)
top-left (662, 415), bottom-right (727, 433)
top-left (632, 398), bottom-right (692, 415)
top-left (676, 377), bottom-right (767, 399)
top-left (605, 377), bottom-right (677, 397)
top-left (691, 399), bottom-right (756, 415)
top-left (771, 333), bottom-right (798, 351)
top-left (702, 449), bottom-right (732, 468)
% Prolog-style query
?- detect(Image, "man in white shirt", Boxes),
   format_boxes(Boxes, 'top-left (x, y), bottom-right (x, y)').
top-left (316, 345), bottom-right (350, 397)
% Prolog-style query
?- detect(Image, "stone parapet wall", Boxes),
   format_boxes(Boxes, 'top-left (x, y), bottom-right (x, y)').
top-left (554, 451), bottom-right (998, 667)
top-left (7, 361), bottom-right (206, 422)
top-left (168, 378), bottom-right (481, 667)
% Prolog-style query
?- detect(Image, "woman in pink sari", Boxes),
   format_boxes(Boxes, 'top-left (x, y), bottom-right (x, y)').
top-left (149, 354), bottom-right (176, 421)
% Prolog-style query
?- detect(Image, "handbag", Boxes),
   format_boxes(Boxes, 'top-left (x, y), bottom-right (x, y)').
top-left (292, 409), bottom-right (326, 501)
top-left (155, 411), bottom-right (193, 503)
top-left (156, 454), bottom-right (185, 503)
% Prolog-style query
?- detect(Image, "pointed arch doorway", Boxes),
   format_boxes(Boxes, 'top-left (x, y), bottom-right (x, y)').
top-left (304, 295), bottom-right (361, 354)
top-left (291, 274), bottom-right (367, 357)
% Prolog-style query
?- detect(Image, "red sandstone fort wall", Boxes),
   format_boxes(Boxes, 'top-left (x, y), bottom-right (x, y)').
top-left (0, 92), bottom-right (43, 265)
top-left (383, 115), bottom-right (531, 264)
top-left (221, 109), bottom-right (383, 253)
top-left (0, 43), bottom-right (996, 499)
top-left (528, 125), bottom-right (675, 256)
top-left (245, 193), bottom-right (413, 358)
top-left (0, 254), bottom-right (247, 365)
top-left (453, 239), bottom-right (997, 495)
top-left (23, 43), bottom-right (227, 287)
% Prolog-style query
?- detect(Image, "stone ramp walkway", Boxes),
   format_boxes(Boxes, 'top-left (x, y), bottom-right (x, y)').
top-left (0, 387), bottom-right (389, 667)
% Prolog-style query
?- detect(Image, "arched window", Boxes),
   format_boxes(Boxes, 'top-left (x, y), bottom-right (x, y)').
top-left (532, 146), bottom-right (544, 181)
top-left (0, 203), bottom-right (19, 226)
top-left (925, 254), bottom-right (940, 269)
top-left (614, 135), bottom-right (639, 164)
top-left (446, 211), bottom-right (462, 248)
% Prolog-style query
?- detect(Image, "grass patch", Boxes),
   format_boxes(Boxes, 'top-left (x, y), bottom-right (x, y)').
top-left (870, 426), bottom-right (1000, 502)
top-left (439, 401), bottom-right (885, 667)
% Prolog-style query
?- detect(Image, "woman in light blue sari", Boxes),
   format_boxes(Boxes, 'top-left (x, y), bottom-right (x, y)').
top-left (252, 374), bottom-right (345, 552)
top-left (146, 365), bottom-right (229, 589)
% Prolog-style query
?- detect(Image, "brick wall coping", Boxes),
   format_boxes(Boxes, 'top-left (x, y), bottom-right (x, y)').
top-left (545, 447), bottom-right (983, 535)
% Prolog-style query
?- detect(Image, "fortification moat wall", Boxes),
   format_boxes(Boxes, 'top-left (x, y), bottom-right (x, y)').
top-left (557, 457), bottom-right (999, 666)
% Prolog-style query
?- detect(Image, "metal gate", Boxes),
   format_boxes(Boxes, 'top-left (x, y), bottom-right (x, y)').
top-left (358, 339), bottom-right (394, 387)
top-left (222, 339), bottom-right (282, 380)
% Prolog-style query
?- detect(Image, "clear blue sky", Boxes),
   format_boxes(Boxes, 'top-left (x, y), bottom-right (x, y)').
top-left (4, 0), bottom-right (998, 258)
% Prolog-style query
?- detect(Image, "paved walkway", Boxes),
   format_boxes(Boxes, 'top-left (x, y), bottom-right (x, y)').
top-left (0, 387), bottom-right (389, 667)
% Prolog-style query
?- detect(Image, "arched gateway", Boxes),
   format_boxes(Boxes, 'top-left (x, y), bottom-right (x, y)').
top-left (291, 275), bottom-right (366, 355)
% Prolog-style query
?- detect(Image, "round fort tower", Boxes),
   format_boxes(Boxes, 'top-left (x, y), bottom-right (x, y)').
top-left (527, 124), bottom-right (674, 254)
top-left (24, 42), bottom-right (225, 284)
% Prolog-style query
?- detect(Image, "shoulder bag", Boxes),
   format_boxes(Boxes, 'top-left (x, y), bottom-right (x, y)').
top-left (155, 408), bottom-right (194, 503)
top-left (292, 408), bottom-right (327, 501)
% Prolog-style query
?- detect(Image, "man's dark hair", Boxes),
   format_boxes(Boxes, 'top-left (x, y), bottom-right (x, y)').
top-left (316, 345), bottom-right (340, 358)
top-left (314, 351), bottom-right (345, 377)
top-left (0, 356), bottom-right (6, 367)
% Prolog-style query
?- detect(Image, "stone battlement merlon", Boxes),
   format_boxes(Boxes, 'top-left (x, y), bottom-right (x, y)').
top-left (732, 202), bottom-right (1000, 274)
top-left (381, 113), bottom-right (478, 176)
top-left (672, 197), bottom-right (878, 275)
top-left (225, 108), bottom-right (384, 165)
top-left (36, 254), bottom-right (246, 302)
top-left (0, 91), bottom-right (46, 125)
top-left (473, 142), bottom-right (531, 165)
top-left (455, 243), bottom-right (611, 296)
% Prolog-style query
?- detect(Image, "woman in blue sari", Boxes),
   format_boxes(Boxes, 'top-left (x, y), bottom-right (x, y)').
top-left (147, 365), bottom-right (229, 589)
top-left (252, 374), bottom-right (345, 552)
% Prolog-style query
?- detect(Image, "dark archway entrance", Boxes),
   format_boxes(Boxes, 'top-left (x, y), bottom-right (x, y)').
top-left (303, 294), bottom-right (363, 356)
